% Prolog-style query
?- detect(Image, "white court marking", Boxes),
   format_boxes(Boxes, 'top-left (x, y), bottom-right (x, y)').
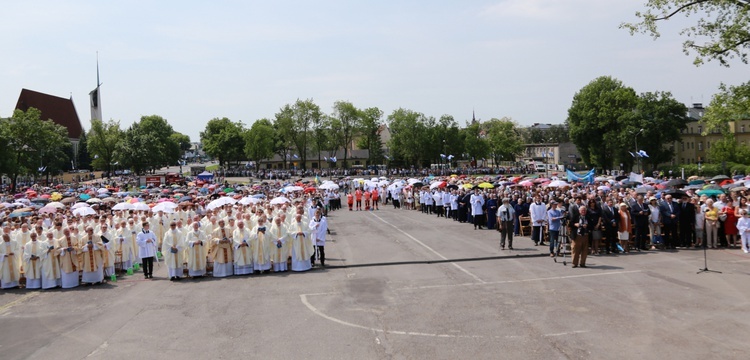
top-left (370, 211), bottom-right (486, 283)
top-left (300, 271), bottom-right (642, 338)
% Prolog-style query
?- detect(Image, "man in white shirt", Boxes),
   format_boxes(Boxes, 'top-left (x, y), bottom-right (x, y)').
top-left (470, 189), bottom-right (485, 230)
top-left (309, 209), bottom-right (328, 267)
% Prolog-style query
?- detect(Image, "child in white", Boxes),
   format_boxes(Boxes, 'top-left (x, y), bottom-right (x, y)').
top-left (736, 209), bottom-right (750, 254)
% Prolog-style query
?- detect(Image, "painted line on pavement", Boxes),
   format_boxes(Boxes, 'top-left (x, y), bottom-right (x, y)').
top-left (370, 212), bottom-right (486, 283)
top-left (0, 292), bottom-right (39, 314)
top-left (300, 293), bottom-right (589, 339)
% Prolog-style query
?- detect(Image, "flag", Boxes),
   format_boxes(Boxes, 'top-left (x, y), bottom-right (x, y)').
top-left (638, 150), bottom-right (649, 158)
top-left (566, 169), bottom-right (595, 183)
top-left (440, 154), bottom-right (446, 158)
top-left (447, 154), bottom-right (454, 160)
top-left (324, 156), bottom-right (328, 161)
top-left (331, 156), bottom-right (337, 163)
top-left (315, 175), bottom-right (320, 185)
top-left (629, 172), bottom-right (644, 183)
top-left (286, 154), bottom-right (290, 159)
top-left (293, 154), bottom-right (298, 159)
top-left (629, 151), bottom-right (635, 157)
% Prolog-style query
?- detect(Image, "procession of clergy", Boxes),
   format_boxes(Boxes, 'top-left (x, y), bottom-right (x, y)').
top-left (0, 201), bottom-right (329, 290)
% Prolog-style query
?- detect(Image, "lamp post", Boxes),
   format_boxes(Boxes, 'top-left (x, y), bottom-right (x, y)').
top-left (634, 128), bottom-right (644, 173)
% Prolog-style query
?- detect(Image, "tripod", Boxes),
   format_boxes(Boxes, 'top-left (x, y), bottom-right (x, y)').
top-left (697, 242), bottom-right (721, 274)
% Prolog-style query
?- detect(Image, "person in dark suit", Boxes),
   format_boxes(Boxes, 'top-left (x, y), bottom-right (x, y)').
top-left (678, 194), bottom-right (696, 247)
top-left (601, 198), bottom-right (618, 254)
top-left (630, 195), bottom-right (650, 251)
top-left (659, 194), bottom-right (681, 249)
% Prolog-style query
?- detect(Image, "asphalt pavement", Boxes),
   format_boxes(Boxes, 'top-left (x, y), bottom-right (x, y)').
top-left (1, 205), bottom-right (749, 360)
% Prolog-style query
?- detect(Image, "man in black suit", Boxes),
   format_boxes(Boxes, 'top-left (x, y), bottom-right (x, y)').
top-left (601, 198), bottom-right (618, 254)
top-left (678, 194), bottom-right (696, 247)
top-left (630, 195), bottom-right (650, 251)
top-left (659, 194), bottom-right (681, 249)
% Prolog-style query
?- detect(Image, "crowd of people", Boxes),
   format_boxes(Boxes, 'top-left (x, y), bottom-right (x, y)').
top-left (4, 171), bottom-right (749, 290)
top-left (370, 174), bottom-right (750, 268)
top-left (1, 180), bottom-right (340, 290)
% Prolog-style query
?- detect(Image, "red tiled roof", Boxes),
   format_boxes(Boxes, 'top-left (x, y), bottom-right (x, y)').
top-left (15, 88), bottom-right (84, 139)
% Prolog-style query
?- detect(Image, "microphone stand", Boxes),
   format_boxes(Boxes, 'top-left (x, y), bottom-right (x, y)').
top-left (697, 241), bottom-right (721, 274)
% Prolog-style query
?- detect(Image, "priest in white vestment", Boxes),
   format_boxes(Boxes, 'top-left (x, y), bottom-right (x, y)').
top-left (269, 216), bottom-right (290, 272)
top-left (210, 219), bottom-right (234, 277)
top-left (0, 234), bottom-right (21, 289)
top-left (57, 228), bottom-right (80, 288)
top-left (185, 222), bottom-right (207, 277)
top-left (80, 227), bottom-right (105, 284)
top-left (250, 217), bottom-right (272, 272)
top-left (232, 220), bottom-right (253, 275)
top-left (162, 222), bottom-right (185, 281)
top-left (22, 232), bottom-right (45, 289)
top-left (289, 214), bottom-right (313, 271)
top-left (41, 232), bottom-right (62, 289)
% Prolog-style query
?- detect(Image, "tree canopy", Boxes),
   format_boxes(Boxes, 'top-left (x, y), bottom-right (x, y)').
top-left (621, 0), bottom-right (750, 66)
top-left (200, 117), bottom-right (245, 167)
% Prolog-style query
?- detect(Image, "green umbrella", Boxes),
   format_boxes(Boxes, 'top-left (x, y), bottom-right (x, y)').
top-left (697, 189), bottom-right (724, 196)
top-left (223, 187), bottom-right (233, 193)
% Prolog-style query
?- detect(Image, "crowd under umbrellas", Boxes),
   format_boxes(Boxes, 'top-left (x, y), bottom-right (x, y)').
top-left (368, 171), bottom-right (750, 257)
top-left (0, 177), bottom-right (341, 290)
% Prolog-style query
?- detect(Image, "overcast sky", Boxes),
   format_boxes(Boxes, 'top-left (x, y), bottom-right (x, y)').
top-left (1, 0), bottom-right (746, 142)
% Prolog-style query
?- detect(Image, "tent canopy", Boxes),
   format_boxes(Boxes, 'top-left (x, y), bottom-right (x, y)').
top-left (197, 171), bottom-right (214, 181)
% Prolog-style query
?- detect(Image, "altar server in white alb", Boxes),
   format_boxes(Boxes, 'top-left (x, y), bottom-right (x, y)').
top-left (232, 220), bottom-right (253, 275)
top-left (22, 232), bottom-right (45, 289)
top-left (136, 222), bottom-right (158, 279)
top-left (309, 209), bottom-right (328, 267)
top-left (41, 232), bottom-right (62, 289)
top-left (289, 213), bottom-right (312, 271)
top-left (162, 222), bottom-right (185, 281)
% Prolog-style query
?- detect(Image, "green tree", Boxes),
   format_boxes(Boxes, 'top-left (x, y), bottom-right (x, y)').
top-left (0, 108), bottom-right (70, 189)
top-left (548, 124), bottom-right (570, 143)
top-left (707, 134), bottom-right (750, 163)
top-left (273, 105), bottom-right (295, 169)
top-left (485, 118), bottom-right (524, 167)
top-left (357, 107), bottom-right (385, 166)
top-left (461, 121), bottom-right (490, 166)
top-left (567, 76), bottom-right (639, 169)
top-left (291, 99), bottom-right (322, 170)
top-left (702, 81), bottom-right (750, 133)
top-left (244, 119), bottom-right (276, 170)
top-left (520, 127), bottom-right (547, 144)
top-left (621, 0), bottom-right (750, 66)
top-left (331, 101), bottom-right (360, 168)
top-left (626, 91), bottom-right (689, 169)
top-left (77, 132), bottom-right (91, 170)
top-left (311, 115), bottom-right (331, 169)
top-left (200, 117), bottom-right (245, 167)
top-left (387, 108), bottom-right (429, 166)
top-left (87, 119), bottom-right (123, 174)
top-left (118, 115), bottom-right (180, 174)
top-left (170, 132), bottom-right (192, 156)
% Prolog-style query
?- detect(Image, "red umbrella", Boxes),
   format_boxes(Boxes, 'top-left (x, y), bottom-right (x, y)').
top-left (304, 187), bottom-right (317, 193)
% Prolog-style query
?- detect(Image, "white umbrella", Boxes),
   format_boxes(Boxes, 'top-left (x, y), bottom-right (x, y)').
top-left (151, 203), bottom-right (175, 213)
top-left (86, 198), bottom-right (103, 204)
top-left (598, 185), bottom-right (611, 191)
top-left (284, 185), bottom-right (304, 192)
top-left (239, 196), bottom-right (261, 205)
top-left (319, 183), bottom-right (339, 190)
top-left (547, 180), bottom-right (570, 188)
top-left (45, 202), bottom-right (65, 209)
top-left (407, 178), bottom-right (420, 185)
top-left (270, 196), bottom-right (291, 205)
top-left (97, 188), bottom-right (109, 194)
top-left (71, 202), bottom-right (91, 210)
top-left (73, 207), bottom-right (97, 217)
top-left (207, 196), bottom-right (237, 211)
top-left (112, 202), bottom-right (135, 211)
top-left (132, 202), bottom-right (150, 211)
top-left (378, 180), bottom-right (389, 186)
top-left (371, 177), bottom-right (379, 182)
top-left (38, 206), bottom-right (57, 215)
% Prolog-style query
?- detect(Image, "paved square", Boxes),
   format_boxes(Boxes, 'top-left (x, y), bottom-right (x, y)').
top-left (1, 206), bottom-right (748, 359)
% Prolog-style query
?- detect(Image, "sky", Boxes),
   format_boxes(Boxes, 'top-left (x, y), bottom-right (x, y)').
top-left (1, 0), bottom-right (747, 142)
